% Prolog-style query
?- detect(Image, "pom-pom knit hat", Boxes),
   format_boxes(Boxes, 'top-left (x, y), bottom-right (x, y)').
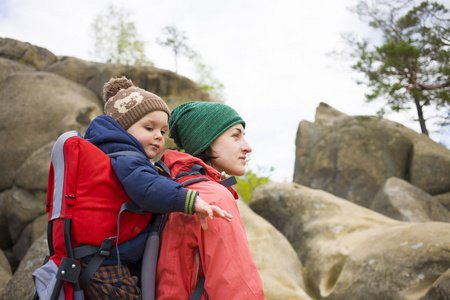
top-left (169, 101), bottom-right (246, 157)
top-left (103, 77), bottom-right (170, 130)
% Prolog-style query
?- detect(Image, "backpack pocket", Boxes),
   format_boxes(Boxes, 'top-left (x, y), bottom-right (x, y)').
top-left (33, 259), bottom-right (65, 300)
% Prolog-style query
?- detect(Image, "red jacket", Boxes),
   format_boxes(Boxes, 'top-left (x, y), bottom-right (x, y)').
top-left (156, 150), bottom-right (265, 299)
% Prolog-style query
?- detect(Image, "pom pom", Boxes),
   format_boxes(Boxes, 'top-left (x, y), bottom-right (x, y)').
top-left (103, 76), bottom-right (134, 102)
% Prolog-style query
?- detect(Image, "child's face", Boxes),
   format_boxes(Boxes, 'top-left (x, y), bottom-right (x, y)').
top-left (127, 111), bottom-right (169, 159)
top-left (209, 123), bottom-right (252, 176)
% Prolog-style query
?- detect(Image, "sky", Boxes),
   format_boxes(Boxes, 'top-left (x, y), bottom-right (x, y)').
top-left (1, 0), bottom-right (449, 181)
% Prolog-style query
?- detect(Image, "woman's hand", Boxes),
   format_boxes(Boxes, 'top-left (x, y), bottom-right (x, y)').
top-left (194, 196), bottom-right (233, 230)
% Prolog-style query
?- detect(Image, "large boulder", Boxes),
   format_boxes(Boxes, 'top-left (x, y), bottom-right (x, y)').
top-left (0, 38), bottom-right (57, 70)
top-left (370, 177), bottom-right (450, 222)
top-left (294, 103), bottom-right (450, 207)
top-left (45, 56), bottom-right (211, 109)
top-left (238, 200), bottom-right (312, 300)
top-left (250, 182), bottom-right (450, 300)
top-left (0, 71), bottom-right (102, 190)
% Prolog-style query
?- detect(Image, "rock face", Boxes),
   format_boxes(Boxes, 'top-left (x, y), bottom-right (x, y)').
top-left (294, 103), bottom-right (450, 207)
top-left (250, 182), bottom-right (450, 300)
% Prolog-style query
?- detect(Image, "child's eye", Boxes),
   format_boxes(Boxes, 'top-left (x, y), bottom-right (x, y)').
top-left (161, 130), bottom-right (166, 135)
top-left (146, 127), bottom-right (153, 131)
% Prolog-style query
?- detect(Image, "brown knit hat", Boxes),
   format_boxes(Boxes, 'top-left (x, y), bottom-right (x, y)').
top-left (103, 77), bottom-right (170, 130)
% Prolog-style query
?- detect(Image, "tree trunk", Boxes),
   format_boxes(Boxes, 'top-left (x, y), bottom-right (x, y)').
top-left (413, 95), bottom-right (429, 136)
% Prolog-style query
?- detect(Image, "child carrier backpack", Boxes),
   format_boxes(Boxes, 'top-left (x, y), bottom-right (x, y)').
top-left (32, 130), bottom-right (158, 300)
top-left (32, 130), bottom-right (237, 300)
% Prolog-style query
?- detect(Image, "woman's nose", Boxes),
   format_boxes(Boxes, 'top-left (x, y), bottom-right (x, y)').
top-left (242, 139), bottom-right (252, 153)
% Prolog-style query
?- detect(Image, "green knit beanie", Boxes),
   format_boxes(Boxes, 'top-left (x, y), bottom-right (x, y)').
top-left (169, 101), bottom-right (246, 156)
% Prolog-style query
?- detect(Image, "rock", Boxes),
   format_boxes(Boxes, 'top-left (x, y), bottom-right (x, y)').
top-left (433, 192), bottom-right (450, 212)
top-left (0, 250), bottom-right (12, 296)
top-left (238, 200), bottom-right (312, 300)
top-left (0, 190), bottom-right (13, 249)
top-left (13, 141), bottom-right (54, 195)
top-left (0, 37), bottom-right (57, 70)
top-left (294, 102), bottom-right (450, 207)
top-left (45, 56), bottom-right (211, 109)
top-left (0, 71), bottom-right (102, 190)
top-left (13, 214), bottom-right (47, 261)
top-left (421, 268), bottom-right (450, 300)
top-left (404, 132), bottom-right (450, 195)
top-left (4, 187), bottom-right (45, 243)
top-left (370, 177), bottom-right (450, 222)
top-left (0, 267), bottom-right (11, 298)
top-left (250, 182), bottom-right (450, 300)
top-left (0, 250), bottom-right (11, 277)
top-left (0, 57), bottom-right (33, 84)
top-left (0, 233), bottom-right (48, 300)
top-left (1, 249), bottom-right (18, 275)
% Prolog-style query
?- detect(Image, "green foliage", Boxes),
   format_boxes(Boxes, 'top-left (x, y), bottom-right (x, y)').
top-left (343, 0), bottom-right (450, 135)
top-left (156, 26), bottom-right (196, 73)
top-left (91, 4), bottom-right (152, 66)
top-left (235, 165), bottom-right (274, 204)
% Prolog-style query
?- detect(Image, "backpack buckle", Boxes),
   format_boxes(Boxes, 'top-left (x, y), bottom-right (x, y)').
top-left (98, 237), bottom-right (116, 257)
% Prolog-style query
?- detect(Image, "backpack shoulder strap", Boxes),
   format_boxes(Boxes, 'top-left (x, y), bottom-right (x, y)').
top-left (218, 176), bottom-right (237, 188)
top-left (190, 275), bottom-right (206, 300)
top-left (155, 160), bottom-right (172, 178)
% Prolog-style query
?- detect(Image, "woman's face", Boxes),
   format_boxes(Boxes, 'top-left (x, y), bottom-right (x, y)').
top-left (209, 123), bottom-right (252, 176)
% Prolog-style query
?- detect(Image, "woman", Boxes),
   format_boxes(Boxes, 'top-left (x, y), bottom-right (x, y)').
top-left (156, 101), bottom-right (265, 299)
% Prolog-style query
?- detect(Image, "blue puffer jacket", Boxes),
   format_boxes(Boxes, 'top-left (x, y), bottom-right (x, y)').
top-left (84, 115), bottom-right (190, 214)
